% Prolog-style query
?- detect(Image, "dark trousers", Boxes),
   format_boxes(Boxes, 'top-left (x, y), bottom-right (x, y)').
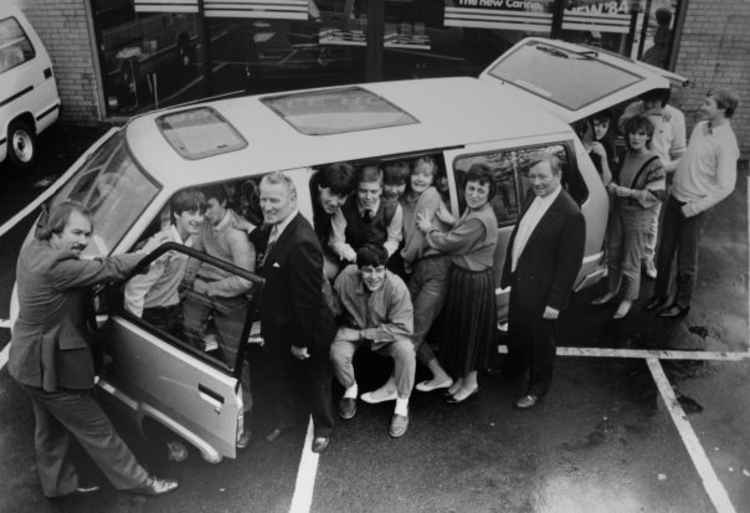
top-left (23, 385), bottom-right (149, 497)
top-left (505, 297), bottom-right (556, 397)
top-left (268, 341), bottom-right (334, 438)
top-left (654, 196), bottom-right (706, 308)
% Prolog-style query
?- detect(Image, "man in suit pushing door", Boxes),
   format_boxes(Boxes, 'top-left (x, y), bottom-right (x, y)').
top-left (501, 155), bottom-right (586, 409)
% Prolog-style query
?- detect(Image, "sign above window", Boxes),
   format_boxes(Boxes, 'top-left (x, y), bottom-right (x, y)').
top-left (134, 0), bottom-right (311, 20)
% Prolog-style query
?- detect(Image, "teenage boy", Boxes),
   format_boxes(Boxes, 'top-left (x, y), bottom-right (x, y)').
top-left (646, 90), bottom-right (739, 318)
top-left (330, 165), bottom-right (403, 264)
top-left (331, 245), bottom-right (415, 438)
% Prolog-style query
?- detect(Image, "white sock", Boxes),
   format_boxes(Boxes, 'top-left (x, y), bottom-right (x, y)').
top-left (344, 383), bottom-right (358, 399)
top-left (394, 397), bottom-right (409, 416)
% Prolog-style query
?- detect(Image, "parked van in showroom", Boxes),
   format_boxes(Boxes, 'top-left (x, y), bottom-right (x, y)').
top-left (10, 37), bottom-right (686, 462)
top-left (0, 6), bottom-right (60, 168)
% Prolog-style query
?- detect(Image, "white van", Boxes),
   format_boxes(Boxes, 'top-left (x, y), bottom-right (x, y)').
top-left (0, 6), bottom-right (60, 168)
top-left (10, 38), bottom-right (686, 462)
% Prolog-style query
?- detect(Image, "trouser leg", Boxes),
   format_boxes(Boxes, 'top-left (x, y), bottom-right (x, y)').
top-left (620, 214), bottom-right (646, 301)
top-left (382, 339), bottom-right (416, 399)
top-left (408, 258), bottom-right (448, 366)
top-left (528, 319), bottom-right (556, 397)
top-left (606, 209), bottom-right (624, 294)
top-left (29, 393), bottom-right (78, 497)
top-left (181, 290), bottom-right (212, 349)
top-left (306, 353), bottom-right (335, 438)
top-left (675, 209), bottom-right (706, 308)
top-left (25, 387), bottom-right (149, 492)
top-left (504, 300), bottom-right (532, 378)
top-left (654, 197), bottom-right (681, 299)
top-left (330, 336), bottom-right (358, 389)
top-left (643, 202), bottom-right (661, 264)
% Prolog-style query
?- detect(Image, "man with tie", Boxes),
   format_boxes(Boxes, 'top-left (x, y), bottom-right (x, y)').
top-left (330, 165), bottom-right (403, 265)
top-left (258, 171), bottom-right (337, 453)
top-left (501, 155), bottom-right (585, 409)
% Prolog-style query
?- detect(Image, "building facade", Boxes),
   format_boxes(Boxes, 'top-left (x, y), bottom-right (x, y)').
top-left (8, 0), bottom-right (750, 155)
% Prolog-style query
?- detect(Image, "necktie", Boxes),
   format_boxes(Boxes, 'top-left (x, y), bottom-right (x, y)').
top-left (262, 225), bottom-right (279, 266)
top-left (362, 209), bottom-right (373, 223)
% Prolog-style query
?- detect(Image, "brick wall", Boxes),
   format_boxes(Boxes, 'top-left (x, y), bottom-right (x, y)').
top-left (673, 0), bottom-right (750, 158)
top-left (14, 0), bottom-right (103, 124)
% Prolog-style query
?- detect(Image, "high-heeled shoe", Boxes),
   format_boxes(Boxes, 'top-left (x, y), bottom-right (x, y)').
top-left (591, 292), bottom-right (616, 305)
top-left (446, 386), bottom-right (479, 404)
top-left (612, 300), bottom-right (632, 319)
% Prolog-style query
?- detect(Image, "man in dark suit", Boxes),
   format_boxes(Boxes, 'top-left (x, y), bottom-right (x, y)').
top-left (8, 201), bottom-right (178, 497)
top-left (501, 155), bottom-right (586, 409)
top-left (258, 172), bottom-right (337, 453)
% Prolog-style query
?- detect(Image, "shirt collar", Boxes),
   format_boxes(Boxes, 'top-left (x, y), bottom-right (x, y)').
top-left (357, 199), bottom-right (380, 217)
top-left (213, 211), bottom-right (233, 232)
top-left (705, 119), bottom-right (731, 136)
top-left (272, 209), bottom-right (298, 240)
top-left (534, 184), bottom-right (562, 207)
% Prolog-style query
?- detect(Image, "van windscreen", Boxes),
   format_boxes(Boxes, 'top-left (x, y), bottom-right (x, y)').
top-left (261, 87), bottom-right (419, 135)
top-left (156, 107), bottom-right (248, 160)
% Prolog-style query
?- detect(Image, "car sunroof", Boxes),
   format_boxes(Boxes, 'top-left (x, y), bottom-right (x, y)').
top-left (156, 107), bottom-right (248, 160)
top-left (261, 86), bottom-right (419, 136)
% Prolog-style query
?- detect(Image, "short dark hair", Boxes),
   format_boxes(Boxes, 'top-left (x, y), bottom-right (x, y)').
top-left (641, 88), bottom-right (671, 107)
top-left (357, 244), bottom-right (388, 268)
top-left (36, 200), bottom-right (91, 241)
top-left (623, 114), bottom-right (655, 148)
top-left (590, 109), bottom-right (612, 125)
top-left (171, 188), bottom-right (205, 218)
top-left (357, 165), bottom-right (383, 185)
top-left (383, 161), bottom-right (410, 186)
top-left (655, 7), bottom-right (672, 26)
top-left (710, 89), bottom-right (740, 118)
top-left (465, 163), bottom-right (496, 200)
top-left (319, 163), bottom-right (356, 196)
top-left (203, 184), bottom-right (228, 205)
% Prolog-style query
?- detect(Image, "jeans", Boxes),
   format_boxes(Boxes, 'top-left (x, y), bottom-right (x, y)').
top-left (406, 256), bottom-right (450, 366)
top-left (654, 195), bottom-right (706, 308)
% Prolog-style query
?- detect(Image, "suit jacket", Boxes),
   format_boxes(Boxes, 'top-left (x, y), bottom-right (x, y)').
top-left (9, 239), bottom-right (143, 391)
top-left (259, 213), bottom-right (336, 355)
top-left (501, 189), bottom-right (586, 317)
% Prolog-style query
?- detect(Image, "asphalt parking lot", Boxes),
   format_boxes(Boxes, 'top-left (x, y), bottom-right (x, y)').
top-left (0, 124), bottom-right (748, 513)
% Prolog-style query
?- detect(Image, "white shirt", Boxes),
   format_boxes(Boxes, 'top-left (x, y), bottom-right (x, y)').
top-left (672, 120), bottom-right (739, 217)
top-left (511, 186), bottom-right (562, 272)
top-left (270, 209), bottom-right (299, 245)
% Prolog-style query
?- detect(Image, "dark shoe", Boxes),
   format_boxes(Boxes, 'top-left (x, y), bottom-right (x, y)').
top-left (129, 476), bottom-right (179, 496)
top-left (265, 426), bottom-right (288, 443)
top-left (446, 386), bottom-right (479, 404)
top-left (658, 304), bottom-right (690, 318)
top-left (515, 394), bottom-right (539, 409)
top-left (645, 296), bottom-right (668, 312)
top-left (236, 430), bottom-right (251, 450)
top-left (311, 436), bottom-right (330, 453)
top-left (338, 397), bottom-right (357, 420)
top-left (73, 484), bottom-right (100, 495)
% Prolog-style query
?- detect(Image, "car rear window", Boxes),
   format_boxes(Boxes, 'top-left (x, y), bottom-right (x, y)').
top-left (261, 86), bottom-right (419, 135)
top-left (0, 16), bottom-right (35, 74)
top-left (486, 41), bottom-right (642, 111)
top-left (156, 107), bottom-right (248, 160)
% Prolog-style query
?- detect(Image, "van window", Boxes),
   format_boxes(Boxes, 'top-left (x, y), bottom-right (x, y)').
top-left (452, 143), bottom-right (587, 227)
top-left (47, 131), bottom-right (161, 256)
top-left (486, 40), bottom-right (641, 111)
top-left (0, 17), bottom-right (35, 74)
top-left (261, 87), bottom-right (419, 135)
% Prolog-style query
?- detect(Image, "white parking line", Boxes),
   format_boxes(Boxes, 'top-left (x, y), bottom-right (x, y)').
top-left (0, 342), bottom-right (9, 371)
top-left (288, 416), bottom-right (319, 513)
top-left (646, 358), bottom-right (738, 513)
top-left (497, 345), bottom-right (750, 361)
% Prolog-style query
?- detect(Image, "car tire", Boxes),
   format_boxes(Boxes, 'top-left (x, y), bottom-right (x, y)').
top-left (7, 119), bottom-right (37, 168)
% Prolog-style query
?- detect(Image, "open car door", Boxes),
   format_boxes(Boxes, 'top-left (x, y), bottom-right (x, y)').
top-left (478, 37), bottom-right (688, 124)
top-left (95, 242), bottom-right (264, 463)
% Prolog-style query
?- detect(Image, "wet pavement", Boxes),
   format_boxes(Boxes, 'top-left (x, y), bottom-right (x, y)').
top-left (0, 124), bottom-right (748, 513)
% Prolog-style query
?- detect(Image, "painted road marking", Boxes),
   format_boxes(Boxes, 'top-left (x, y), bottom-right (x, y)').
top-left (0, 342), bottom-right (8, 370)
top-left (497, 345), bottom-right (750, 361)
top-left (647, 358), bottom-right (738, 513)
top-left (288, 416), bottom-right (319, 513)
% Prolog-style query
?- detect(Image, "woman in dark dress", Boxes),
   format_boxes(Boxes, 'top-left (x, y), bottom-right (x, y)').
top-left (416, 164), bottom-right (499, 403)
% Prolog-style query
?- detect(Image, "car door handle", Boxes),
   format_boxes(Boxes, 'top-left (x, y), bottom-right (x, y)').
top-left (198, 384), bottom-right (225, 411)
